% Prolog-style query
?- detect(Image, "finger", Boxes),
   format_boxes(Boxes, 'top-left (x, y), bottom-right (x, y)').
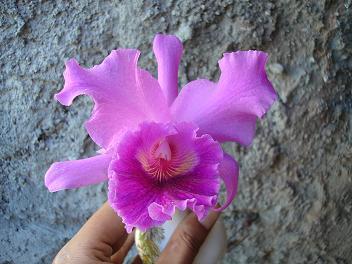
top-left (69, 202), bottom-right (127, 259)
top-left (157, 210), bottom-right (220, 264)
top-left (111, 232), bottom-right (135, 263)
top-left (77, 201), bottom-right (127, 247)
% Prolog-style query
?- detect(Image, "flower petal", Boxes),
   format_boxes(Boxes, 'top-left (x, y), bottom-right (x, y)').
top-left (55, 49), bottom-right (170, 149)
top-left (153, 34), bottom-right (183, 106)
top-left (45, 154), bottom-right (111, 192)
top-left (108, 165), bottom-right (164, 232)
top-left (152, 128), bottom-right (222, 221)
top-left (214, 153), bottom-right (239, 211)
top-left (148, 202), bottom-right (174, 222)
top-left (171, 51), bottom-right (277, 146)
top-left (108, 122), bottom-right (222, 231)
top-left (148, 194), bottom-right (217, 223)
top-left (108, 123), bottom-right (169, 232)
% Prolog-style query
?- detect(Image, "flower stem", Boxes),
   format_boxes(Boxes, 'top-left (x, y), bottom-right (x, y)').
top-left (135, 228), bottom-right (164, 264)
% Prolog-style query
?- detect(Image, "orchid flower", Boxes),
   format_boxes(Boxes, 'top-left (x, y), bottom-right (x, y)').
top-left (45, 34), bottom-right (277, 232)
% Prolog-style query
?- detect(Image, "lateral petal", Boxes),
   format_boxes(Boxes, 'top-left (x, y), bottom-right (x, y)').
top-left (55, 49), bottom-right (170, 149)
top-left (214, 153), bottom-right (239, 211)
top-left (45, 154), bottom-right (111, 192)
top-left (171, 51), bottom-right (277, 146)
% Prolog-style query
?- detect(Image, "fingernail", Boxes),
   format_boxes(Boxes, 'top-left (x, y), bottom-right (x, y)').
top-left (200, 210), bottom-right (220, 230)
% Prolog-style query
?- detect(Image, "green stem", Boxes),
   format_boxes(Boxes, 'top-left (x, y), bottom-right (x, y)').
top-left (135, 227), bottom-right (164, 264)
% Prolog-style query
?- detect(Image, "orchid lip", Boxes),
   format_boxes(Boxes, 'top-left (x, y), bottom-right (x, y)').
top-left (108, 122), bottom-right (223, 231)
top-left (137, 136), bottom-right (199, 183)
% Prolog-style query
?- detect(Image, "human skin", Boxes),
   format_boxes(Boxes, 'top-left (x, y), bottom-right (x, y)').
top-left (53, 202), bottom-right (219, 264)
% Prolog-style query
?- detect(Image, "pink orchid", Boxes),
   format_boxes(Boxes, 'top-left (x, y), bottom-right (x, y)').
top-left (45, 34), bottom-right (277, 232)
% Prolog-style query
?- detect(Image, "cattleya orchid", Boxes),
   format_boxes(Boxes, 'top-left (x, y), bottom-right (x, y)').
top-left (45, 34), bottom-right (277, 232)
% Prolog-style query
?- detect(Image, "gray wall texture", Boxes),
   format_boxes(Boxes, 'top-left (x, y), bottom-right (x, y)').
top-left (1, 0), bottom-right (351, 263)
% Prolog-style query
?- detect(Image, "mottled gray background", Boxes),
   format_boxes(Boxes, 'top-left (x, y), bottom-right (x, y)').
top-left (1, 0), bottom-right (351, 263)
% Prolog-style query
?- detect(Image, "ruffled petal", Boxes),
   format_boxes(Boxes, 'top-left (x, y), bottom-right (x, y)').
top-left (151, 129), bottom-right (222, 221)
top-left (55, 49), bottom-right (170, 149)
top-left (148, 202), bottom-right (174, 222)
top-left (108, 165), bottom-right (164, 232)
top-left (171, 51), bottom-right (277, 146)
top-left (148, 194), bottom-right (217, 223)
top-left (108, 122), bottom-right (222, 231)
top-left (108, 123), bottom-right (169, 232)
top-left (214, 153), bottom-right (239, 211)
top-left (153, 34), bottom-right (183, 106)
top-left (45, 154), bottom-right (111, 192)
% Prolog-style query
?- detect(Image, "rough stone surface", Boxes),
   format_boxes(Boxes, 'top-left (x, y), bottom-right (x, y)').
top-left (1, 0), bottom-right (351, 263)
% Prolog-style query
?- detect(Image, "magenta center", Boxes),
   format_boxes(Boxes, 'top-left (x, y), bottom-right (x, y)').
top-left (136, 137), bottom-right (198, 182)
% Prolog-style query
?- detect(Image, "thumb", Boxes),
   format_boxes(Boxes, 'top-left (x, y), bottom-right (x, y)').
top-left (157, 210), bottom-right (220, 264)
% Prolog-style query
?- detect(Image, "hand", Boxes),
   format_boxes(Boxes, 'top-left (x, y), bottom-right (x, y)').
top-left (53, 202), bottom-right (220, 264)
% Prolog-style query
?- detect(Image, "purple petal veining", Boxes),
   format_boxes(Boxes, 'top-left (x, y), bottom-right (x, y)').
top-left (108, 122), bottom-right (222, 232)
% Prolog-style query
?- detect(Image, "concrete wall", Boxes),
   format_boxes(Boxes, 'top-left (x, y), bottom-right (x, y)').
top-left (1, 0), bottom-right (351, 263)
